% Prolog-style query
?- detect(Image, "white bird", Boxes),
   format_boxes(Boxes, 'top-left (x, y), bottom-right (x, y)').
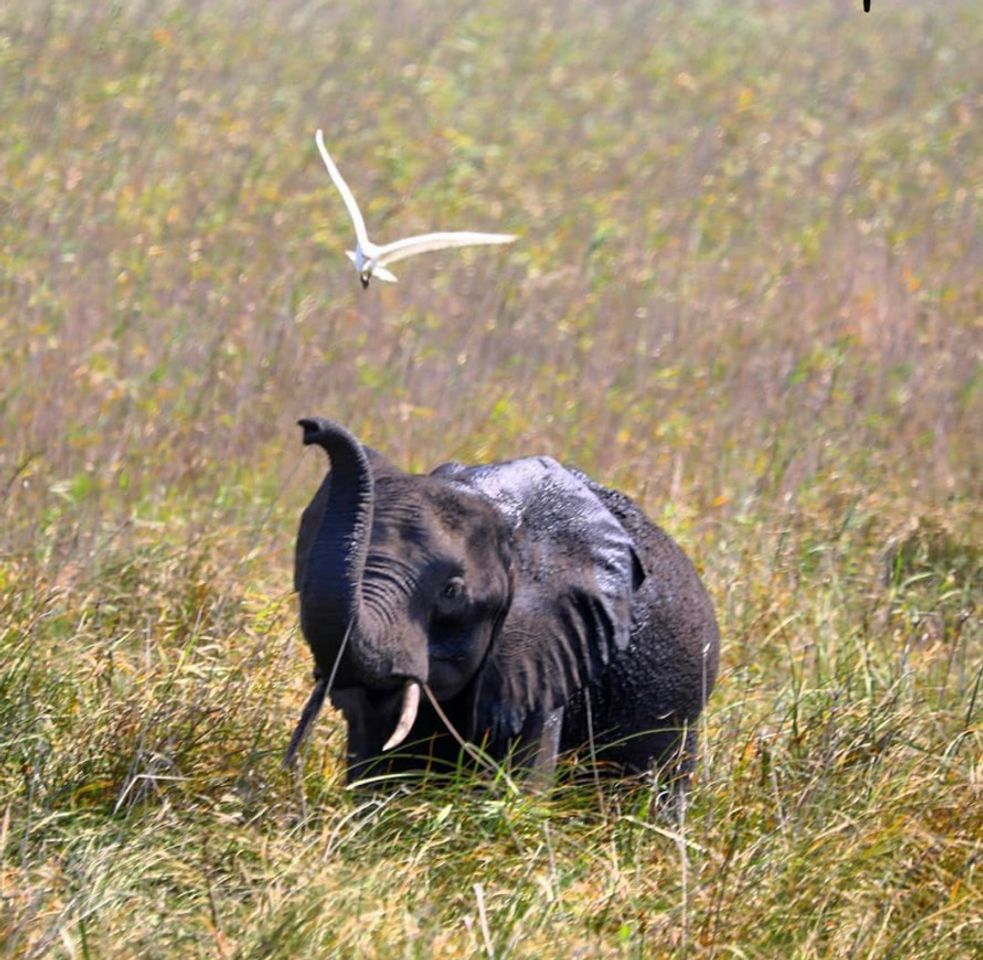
top-left (315, 129), bottom-right (516, 288)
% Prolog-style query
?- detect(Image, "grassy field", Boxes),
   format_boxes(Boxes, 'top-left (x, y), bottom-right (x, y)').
top-left (1, 0), bottom-right (980, 956)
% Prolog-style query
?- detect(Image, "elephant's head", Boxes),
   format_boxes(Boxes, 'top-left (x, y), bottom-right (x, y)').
top-left (285, 418), bottom-right (645, 768)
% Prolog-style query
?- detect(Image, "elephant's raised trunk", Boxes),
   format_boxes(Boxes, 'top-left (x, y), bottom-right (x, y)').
top-left (297, 418), bottom-right (374, 681)
top-left (285, 418), bottom-right (376, 766)
top-left (288, 419), bottom-right (430, 764)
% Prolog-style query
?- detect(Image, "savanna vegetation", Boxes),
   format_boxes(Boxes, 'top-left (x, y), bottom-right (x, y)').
top-left (1, 1), bottom-right (980, 956)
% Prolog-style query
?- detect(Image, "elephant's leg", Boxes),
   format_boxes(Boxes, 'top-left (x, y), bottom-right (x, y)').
top-left (515, 706), bottom-right (564, 790)
top-left (660, 726), bottom-right (697, 791)
top-left (642, 726), bottom-right (698, 813)
top-left (330, 688), bottom-right (395, 784)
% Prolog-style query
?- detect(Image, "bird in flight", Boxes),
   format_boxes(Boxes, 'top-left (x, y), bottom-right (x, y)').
top-left (315, 129), bottom-right (516, 288)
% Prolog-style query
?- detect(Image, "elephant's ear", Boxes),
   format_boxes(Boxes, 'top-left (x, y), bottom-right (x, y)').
top-left (294, 440), bottom-right (399, 593)
top-left (449, 457), bottom-right (644, 742)
top-left (430, 460), bottom-right (467, 478)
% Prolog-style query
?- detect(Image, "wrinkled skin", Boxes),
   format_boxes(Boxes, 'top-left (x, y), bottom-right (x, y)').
top-left (288, 419), bottom-right (719, 790)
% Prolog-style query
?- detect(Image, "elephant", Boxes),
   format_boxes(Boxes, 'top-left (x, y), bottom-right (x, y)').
top-left (284, 418), bottom-right (719, 791)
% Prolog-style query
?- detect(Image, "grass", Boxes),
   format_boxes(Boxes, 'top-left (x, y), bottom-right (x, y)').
top-left (1, 0), bottom-right (980, 956)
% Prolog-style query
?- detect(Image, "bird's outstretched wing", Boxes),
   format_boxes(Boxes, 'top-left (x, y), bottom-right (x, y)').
top-left (315, 129), bottom-right (370, 250)
top-left (373, 231), bottom-right (516, 268)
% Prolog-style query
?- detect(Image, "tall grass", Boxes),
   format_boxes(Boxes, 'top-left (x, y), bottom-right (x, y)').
top-left (1, 1), bottom-right (980, 956)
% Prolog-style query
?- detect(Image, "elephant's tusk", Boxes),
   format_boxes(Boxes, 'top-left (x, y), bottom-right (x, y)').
top-left (382, 680), bottom-right (421, 751)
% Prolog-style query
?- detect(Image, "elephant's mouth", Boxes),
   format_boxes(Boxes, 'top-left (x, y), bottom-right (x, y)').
top-left (426, 656), bottom-right (476, 701)
top-left (382, 669), bottom-right (476, 753)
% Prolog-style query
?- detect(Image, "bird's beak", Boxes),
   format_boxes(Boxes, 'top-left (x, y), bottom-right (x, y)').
top-left (360, 275), bottom-right (370, 289)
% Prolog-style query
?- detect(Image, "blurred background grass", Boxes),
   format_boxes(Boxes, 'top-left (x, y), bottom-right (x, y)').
top-left (1, 1), bottom-right (980, 957)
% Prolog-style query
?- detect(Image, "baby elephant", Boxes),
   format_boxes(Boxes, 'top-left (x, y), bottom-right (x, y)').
top-left (286, 418), bottom-right (719, 790)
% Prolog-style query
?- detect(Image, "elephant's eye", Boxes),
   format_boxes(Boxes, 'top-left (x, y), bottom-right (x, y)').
top-left (442, 577), bottom-right (466, 601)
